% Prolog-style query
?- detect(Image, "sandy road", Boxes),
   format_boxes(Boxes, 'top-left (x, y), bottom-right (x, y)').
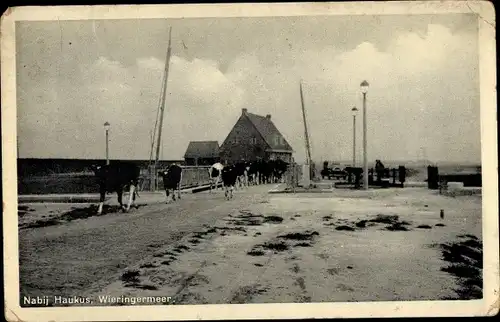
top-left (19, 186), bottom-right (483, 306)
top-left (18, 185), bottom-right (272, 302)
top-left (89, 188), bottom-right (483, 305)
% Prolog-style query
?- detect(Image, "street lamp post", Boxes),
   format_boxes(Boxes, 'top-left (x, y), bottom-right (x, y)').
top-left (351, 107), bottom-right (358, 167)
top-left (360, 80), bottom-right (369, 190)
top-left (104, 122), bottom-right (110, 165)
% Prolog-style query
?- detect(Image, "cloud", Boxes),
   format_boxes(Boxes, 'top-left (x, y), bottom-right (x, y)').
top-left (220, 24), bottom-right (479, 163)
top-left (17, 23), bottom-right (480, 164)
top-left (18, 54), bottom-right (245, 160)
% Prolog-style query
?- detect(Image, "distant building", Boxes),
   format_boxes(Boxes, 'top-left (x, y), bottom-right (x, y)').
top-left (219, 108), bottom-right (294, 163)
top-left (183, 141), bottom-right (220, 166)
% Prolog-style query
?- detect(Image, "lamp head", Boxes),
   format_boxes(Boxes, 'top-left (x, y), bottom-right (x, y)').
top-left (104, 122), bottom-right (110, 131)
top-left (351, 106), bottom-right (358, 116)
top-left (360, 80), bottom-right (369, 94)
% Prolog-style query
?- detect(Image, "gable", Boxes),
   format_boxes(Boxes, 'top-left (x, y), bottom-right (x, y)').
top-left (220, 115), bottom-right (269, 149)
top-left (245, 113), bottom-right (293, 151)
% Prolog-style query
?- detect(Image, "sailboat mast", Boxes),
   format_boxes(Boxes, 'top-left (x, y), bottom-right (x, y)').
top-left (299, 81), bottom-right (312, 166)
top-left (149, 64), bottom-right (167, 166)
top-left (154, 27), bottom-right (173, 169)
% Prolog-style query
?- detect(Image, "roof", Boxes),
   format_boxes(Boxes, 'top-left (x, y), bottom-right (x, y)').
top-left (245, 112), bottom-right (293, 152)
top-left (184, 141), bottom-right (220, 159)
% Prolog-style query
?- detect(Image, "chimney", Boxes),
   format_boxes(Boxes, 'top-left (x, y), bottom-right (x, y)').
top-left (242, 108), bottom-right (248, 115)
top-left (266, 114), bottom-right (271, 120)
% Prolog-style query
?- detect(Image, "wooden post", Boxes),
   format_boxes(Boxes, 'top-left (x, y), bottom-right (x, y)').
top-left (398, 166), bottom-right (406, 187)
top-left (149, 164), bottom-right (156, 191)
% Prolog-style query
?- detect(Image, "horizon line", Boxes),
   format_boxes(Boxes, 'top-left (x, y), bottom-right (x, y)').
top-left (16, 156), bottom-right (481, 165)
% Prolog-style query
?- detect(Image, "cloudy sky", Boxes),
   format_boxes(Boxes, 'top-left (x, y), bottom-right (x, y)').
top-left (16, 13), bottom-right (481, 163)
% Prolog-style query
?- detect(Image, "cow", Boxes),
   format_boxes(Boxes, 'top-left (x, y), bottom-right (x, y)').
top-left (243, 162), bottom-right (251, 187)
top-left (221, 164), bottom-right (238, 200)
top-left (272, 159), bottom-right (289, 183)
top-left (247, 161), bottom-right (260, 185)
top-left (91, 162), bottom-right (140, 215)
top-left (259, 160), bottom-right (273, 184)
top-left (233, 161), bottom-right (249, 189)
top-left (208, 163), bottom-right (224, 192)
top-left (158, 163), bottom-right (183, 203)
top-left (267, 160), bottom-right (277, 183)
top-left (252, 160), bottom-right (265, 185)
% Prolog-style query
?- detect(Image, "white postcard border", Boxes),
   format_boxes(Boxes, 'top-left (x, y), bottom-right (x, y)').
top-left (2, 1), bottom-right (498, 321)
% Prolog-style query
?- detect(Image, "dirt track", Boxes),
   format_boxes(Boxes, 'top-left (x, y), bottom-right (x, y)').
top-left (18, 185), bottom-right (270, 303)
top-left (88, 188), bottom-right (482, 305)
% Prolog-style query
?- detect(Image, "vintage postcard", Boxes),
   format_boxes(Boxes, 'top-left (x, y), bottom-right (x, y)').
top-left (1, 1), bottom-right (498, 321)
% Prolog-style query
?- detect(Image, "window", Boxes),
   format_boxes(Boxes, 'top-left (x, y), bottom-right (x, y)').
top-left (250, 137), bottom-right (257, 144)
top-left (274, 136), bottom-right (279, 146)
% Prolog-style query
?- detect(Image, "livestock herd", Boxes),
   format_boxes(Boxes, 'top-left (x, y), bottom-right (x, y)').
top-left (208, 160), bottom-right (290, 200)
top-left (90, 159), bottom-right (290, 214)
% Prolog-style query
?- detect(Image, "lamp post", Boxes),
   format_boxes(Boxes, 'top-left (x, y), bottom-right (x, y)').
top-left (360, 80), bottom-right (369, 190)
top-left (351, 106), bottom-right (358, 167)
top-left (104, 122), bottom-right (110, 165)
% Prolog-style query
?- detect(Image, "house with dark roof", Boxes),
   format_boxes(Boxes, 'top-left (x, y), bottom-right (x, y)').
top-left (219, 108), bottom-right (294, 163)
top-left (183, 141), bottom-right (220, 166)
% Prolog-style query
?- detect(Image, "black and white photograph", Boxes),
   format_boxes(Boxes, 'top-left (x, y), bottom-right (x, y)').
top-left (2, 1), bottom-right (498, 321)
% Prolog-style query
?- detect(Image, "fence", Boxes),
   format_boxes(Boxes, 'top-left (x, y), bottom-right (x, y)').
top-left (18, 166), bottom-right (213, 195)
top-left (139, 166), bottom-right (212, 192)
top-left (19, 164), bottom-right (307, 194)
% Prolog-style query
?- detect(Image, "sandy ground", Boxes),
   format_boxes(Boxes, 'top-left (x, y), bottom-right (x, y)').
top-left (64, 187), bottom-right (483, 306)
top-left (18, 185), bottom-right (271, 303)
top-left (17, 190), bottom-right (193, 228)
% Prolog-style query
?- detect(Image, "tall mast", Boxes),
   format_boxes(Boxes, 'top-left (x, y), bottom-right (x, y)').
top-left (299, 81), bottom-right (312, 166)
top-left (154, 27), bottom-right (173, 169)
top-left (148, 65), bottom-right (167, 165)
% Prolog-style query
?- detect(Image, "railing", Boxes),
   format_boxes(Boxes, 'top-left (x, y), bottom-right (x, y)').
top-left (139, 166), bottom-right (212, 191)
top-left (19, 164), bottom-right (306, 194)
top-left (18, 166), bottom-right (214, 194)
